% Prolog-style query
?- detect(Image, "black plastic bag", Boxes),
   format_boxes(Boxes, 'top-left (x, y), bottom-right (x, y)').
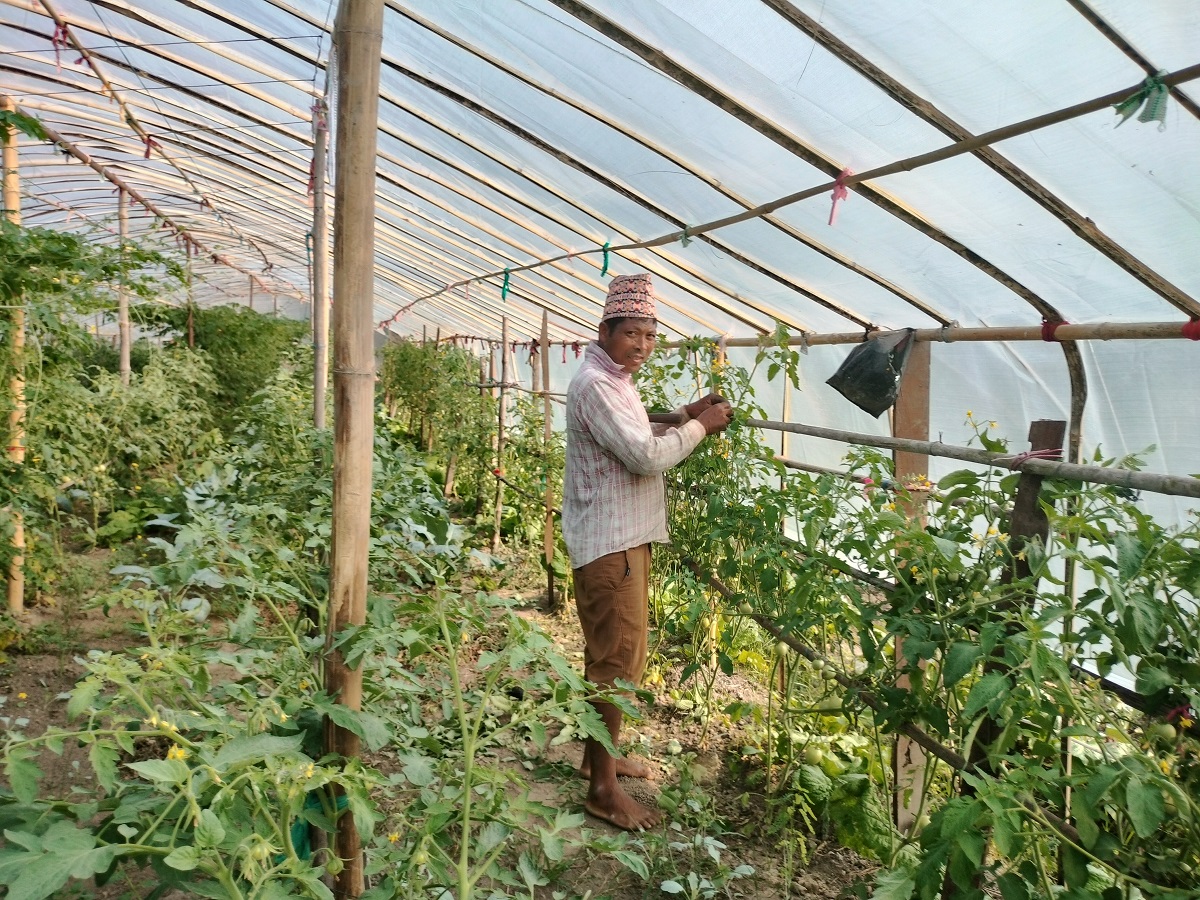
top-left (826, 329), bottom-right (916, 417)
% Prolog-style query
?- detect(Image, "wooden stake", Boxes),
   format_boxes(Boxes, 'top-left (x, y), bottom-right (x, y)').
top-left (492, 318), bottom-right (509, 553)
top-left (943, 420), bottom-right (1065, 898)
top-left (249, 275), bottom-right (255, 311)
top-left (2, 96), bottom-right (25, 616)
top-left (541, 311), bottom-right (558, 612)
top-left (890, 339), bottom-right (930, 831)
top-left (117, 189), bottom-right (131, 387)
top-left (323, 1), bottom-right (384, 897)
top-left (312, 97), bottom-right (331, 430)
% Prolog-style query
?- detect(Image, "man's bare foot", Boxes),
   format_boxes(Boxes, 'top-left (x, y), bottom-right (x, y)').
top-left (584, 782), bottom-right (661, 831)
top-left (579, 755), bottom-right (652, 780)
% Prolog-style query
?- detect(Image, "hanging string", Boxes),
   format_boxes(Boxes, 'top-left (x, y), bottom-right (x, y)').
top-left (1113, 71), bottom-right (1170, 130)
top-left (600, 241), bottom-right (611, 276)
top-left (501, 268), bottom-right (510, 301)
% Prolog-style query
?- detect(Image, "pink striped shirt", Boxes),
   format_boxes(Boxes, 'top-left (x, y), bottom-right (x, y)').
top-left (563, 342), bottom-right (705, 568)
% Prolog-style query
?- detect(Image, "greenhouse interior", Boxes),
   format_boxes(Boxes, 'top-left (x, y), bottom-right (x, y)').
top-left (1, 0), bottom-right (1198, 898)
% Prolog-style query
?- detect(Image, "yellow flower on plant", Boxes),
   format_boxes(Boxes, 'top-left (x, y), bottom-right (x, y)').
top-left (1181, 716), bottom-right (1194, 729)
top-left (930, 568), bottom-right (939, 577)
top-left (988, 421), bottom-right (998, 429)
top-left (17, 692), bottom-right (27, 700)
top-left (304, 764), bottom-right (315, 779)
top-left (167, 746), bottom-right (188, 761)
top-left (299, 680), bottom-right (310, 690)
top-left (387, 832), bottom-right (400, 843)
top-left (1160, 758), bottom-right (1172, 775)
top-left (279, 712), bottom-right (289, 722)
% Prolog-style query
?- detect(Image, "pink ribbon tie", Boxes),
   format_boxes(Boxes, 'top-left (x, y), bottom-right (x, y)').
top-left (829, 168), bottom-right (854, 226)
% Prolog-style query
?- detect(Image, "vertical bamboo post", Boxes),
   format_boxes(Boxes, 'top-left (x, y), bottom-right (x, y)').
top-left (2, 96), bottom-right (26, 616)
top-left (117, 189), bottom-right (131, 387)
top-left (891, 338), bottom-right (930, 831)
top-left (492, 318), bottom-right (509, 553)
top-left (942, 419), bottom-right (1065, 898)
top-left (249, 275), bottom-right (255, 311)
top-left (272, 291), bottom-right (278, 317)
top-left (185, 244), bottom-right (196, 349)
top-left (322, 1), bottom-right (384, 897)
top-left (312, 98), bottom-right (331, 430)
top-left (540, 311), bottom-right (558, 612)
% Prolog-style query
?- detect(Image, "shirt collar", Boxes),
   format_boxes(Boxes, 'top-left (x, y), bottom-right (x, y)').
top-left (586, 340), bottom-right (630, 380)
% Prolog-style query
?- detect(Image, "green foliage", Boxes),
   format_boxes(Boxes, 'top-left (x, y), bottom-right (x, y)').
top-left (0, 108), bottom-right (47, 141)
top-left (132, 303), bottom-right (308, 413)
top-left (637, 339), bottom-right (1200, 899)
top-left (378, 338), bottom-right (497, 514)
top-left (0, 356), bottom-right (634, 899)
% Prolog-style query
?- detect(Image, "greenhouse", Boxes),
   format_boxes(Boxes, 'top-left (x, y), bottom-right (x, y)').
top-left (1, 0), bottom-right (1198, 898)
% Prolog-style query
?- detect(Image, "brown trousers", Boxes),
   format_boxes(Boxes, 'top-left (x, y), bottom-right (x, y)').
top-left (572, 544), bottom-right (651, 688)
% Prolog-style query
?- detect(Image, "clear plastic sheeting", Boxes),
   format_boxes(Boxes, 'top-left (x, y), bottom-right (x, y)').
top-left (0, 0), bottom-right (1197, 521)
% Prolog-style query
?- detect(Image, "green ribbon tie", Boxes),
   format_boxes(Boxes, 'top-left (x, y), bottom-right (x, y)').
top-left (1113, 71), bottom-right (1169, 130)
top-left (600, 241), bottom-right (610, 277)
top-left (501, 268), bottom-right (510, 301)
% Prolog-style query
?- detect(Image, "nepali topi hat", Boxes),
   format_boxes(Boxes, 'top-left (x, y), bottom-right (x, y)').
top-left (601, 273), bottom-right (657, 323)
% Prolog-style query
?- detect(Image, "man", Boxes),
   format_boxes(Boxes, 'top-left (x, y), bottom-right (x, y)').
top-left (562, 272), bottom-right (733, 830)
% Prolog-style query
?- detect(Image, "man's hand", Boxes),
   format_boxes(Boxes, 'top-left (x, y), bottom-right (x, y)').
top-left (684, 393), bottom-right (726, 420)
top-left (695, 401), bottom-right (733, 436)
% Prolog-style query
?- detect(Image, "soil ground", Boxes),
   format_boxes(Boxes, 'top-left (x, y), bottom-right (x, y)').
top-left (0, 546), bottom-right (876, 899)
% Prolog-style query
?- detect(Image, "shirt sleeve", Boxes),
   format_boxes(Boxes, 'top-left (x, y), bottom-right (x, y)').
top-left (650, 404), bottom-right (689, 438)
top-left (579, 385), bottom-right (705, 476)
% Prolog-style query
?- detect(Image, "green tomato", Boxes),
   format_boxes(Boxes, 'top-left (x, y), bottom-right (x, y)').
top-left (412, 849), bottom-right (429, 866)
top-left (1148, 723), bottom-right (1178, 743)
top-left (803, 745), bottom-right (824, 766)
top-left (775, 641), bottom-right (790, 658)
top-left (738, 602), bottom-right (753, 615)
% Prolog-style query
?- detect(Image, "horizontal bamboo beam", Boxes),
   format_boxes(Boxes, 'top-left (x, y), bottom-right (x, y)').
top-left (746, 419), bottom-right (1200, 499)
top-left (663, 320), bottom-right (1200, 349)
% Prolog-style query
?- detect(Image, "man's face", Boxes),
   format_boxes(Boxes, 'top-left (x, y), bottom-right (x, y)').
top-left (598, 318), bottom-right (657, 375)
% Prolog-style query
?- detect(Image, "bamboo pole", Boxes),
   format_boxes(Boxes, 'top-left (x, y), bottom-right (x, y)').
top-left (492, 318), bottom-right (509, 553)
top-left (249, 275), bottom-right (255, 311)
top-left (760, 0), bottom-right (1198, 318)
top-left (323, 1), bottom-right (384, 897)
top-left (540, 311), bottom-right (558, 612)
top-left (662, 320), bottom-right (1200, 351)
top-left (117, 189), bottom-right (132, 387)
top-left (312, 97), bottom-right (331, 430)
top-left (3, 96), bottom-right (26, 616)
top-left (890, 339), bottom-right (930, 831)
top-left (747, 419), bottom-right (1200, 499)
